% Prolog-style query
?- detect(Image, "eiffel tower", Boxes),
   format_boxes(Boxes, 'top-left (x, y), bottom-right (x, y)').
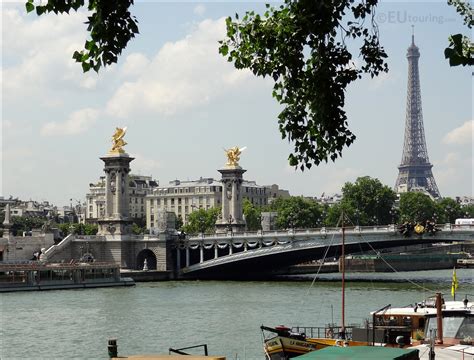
top-left (395, 33), bottom-right (440, 198)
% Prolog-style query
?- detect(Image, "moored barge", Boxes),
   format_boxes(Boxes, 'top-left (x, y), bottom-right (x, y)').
top-left (0, 261), bottom-right (134, 292)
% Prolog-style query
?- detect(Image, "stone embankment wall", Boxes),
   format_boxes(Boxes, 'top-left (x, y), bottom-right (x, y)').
top-left (1, 234), bottom-right (55, 261)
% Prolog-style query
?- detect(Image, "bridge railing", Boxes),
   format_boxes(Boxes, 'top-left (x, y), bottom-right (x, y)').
top-left (186, 225), bottom-right (398, 240)
top-left (185, 223), bottom-right (474, 241)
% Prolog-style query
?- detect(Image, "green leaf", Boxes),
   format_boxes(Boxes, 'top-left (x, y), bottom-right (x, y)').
top-left (219, 44), bottom-right (229, 56)
top-left (81, 62), bottom-right (91, 72)
top-left (25, 1), bottom-right (34, 13)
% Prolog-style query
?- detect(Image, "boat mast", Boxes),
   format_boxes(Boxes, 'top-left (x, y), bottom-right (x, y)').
top-left (341, 212), bottom-right (346, 339)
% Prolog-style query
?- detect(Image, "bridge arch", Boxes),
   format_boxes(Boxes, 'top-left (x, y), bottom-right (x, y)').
top-left (136, 249), bottom-right (157, 270)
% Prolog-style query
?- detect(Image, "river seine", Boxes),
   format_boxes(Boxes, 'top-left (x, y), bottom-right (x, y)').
top-left (1, 269), bottom-right (472, 359)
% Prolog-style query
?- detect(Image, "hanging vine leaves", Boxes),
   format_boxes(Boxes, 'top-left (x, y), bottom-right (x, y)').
top-left (219, 0), bottom-right (388, 170)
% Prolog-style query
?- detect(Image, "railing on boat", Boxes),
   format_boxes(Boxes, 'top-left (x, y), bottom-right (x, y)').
top-left (291, 325), bottom-right (358, 340)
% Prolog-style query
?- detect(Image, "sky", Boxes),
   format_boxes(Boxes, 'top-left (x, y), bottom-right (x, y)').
top-left (1, 1), bottom-right (472, 207)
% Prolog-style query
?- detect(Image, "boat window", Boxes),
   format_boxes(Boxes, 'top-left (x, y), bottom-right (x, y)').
top-left (456, 317), bottom-right (474, 339)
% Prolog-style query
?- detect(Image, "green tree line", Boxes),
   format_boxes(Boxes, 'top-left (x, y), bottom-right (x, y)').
top-left (182, 176), bottom-right (474, 234)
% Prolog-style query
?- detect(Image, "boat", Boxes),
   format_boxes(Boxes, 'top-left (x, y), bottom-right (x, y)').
top-left (261, 325), bottom-right (368, 359)
top-left (0, 261), bottom-right (135, 292)
top-left (371, 293), bottom-right (473, 346)
top-left (261, 215), bottom-right (369, 360)
top-left (261, 214), bottom-right (474, 359)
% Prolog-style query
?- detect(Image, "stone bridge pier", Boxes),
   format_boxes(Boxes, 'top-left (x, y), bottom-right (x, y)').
top-left (43, 232), bottom-right (177, 273)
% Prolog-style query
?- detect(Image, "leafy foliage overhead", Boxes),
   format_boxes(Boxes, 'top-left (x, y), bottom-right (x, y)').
top-left (219, 0), bottom-right (388, 169)
top-left (25, 0), bottom-right (139, 72)
top-left (444, 0), bottom-right (473, 67)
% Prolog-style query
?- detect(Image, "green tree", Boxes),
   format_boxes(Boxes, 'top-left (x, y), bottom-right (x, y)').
top-left (57, 223), bottom-right (98, 236)
top-left (219, 1), bottom-right (388, 170)
top-left (436, 197), bottom-right (463, 223)
top-left (11, 216), bottom-right (46, 236)
top-left (183, 207), bottom-right (220, 234)
top-left (444, 0), bottom-right (473, 67)
top-left (462, 204), bottom-right (474, 218)
top-left (176, 215), bottom-right (184, 231)
top-left (399, 192), bottom-right (437, 223)
top-left (341, 176), bottom-right (397, 225)
top-left (243, 199), bottom-right (262, 231)
top-left (131, 222), bottom-right (144, 235)
top-left (270, 197), bottom-right (323, 229)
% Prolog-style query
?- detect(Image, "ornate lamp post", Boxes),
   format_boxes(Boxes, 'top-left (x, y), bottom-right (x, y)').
top-left (389, 207), bottom-right (396, 225)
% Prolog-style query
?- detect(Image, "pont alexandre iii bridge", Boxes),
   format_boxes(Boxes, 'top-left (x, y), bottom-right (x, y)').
top-left (4, 135), bottom-right (472, 280)
top-left (176, 224), bottom-right (474, 279)
top-left (33, 223), bottom-right (474, 280)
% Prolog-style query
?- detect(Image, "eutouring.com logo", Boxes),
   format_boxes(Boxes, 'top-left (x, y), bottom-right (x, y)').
top-left (376, 11), bottom-right (456, 25)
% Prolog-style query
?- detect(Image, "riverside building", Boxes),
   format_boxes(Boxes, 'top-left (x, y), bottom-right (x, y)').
top-left (146, 177), bottom-right (268, 229)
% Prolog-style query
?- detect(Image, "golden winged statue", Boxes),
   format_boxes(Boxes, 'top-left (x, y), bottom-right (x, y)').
top-left (110, 127), bottom-right (127, 154)
top-left (224, 146), bottom-right (246, 167)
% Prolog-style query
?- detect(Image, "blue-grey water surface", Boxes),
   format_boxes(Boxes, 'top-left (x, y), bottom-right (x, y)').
top-left (1, 269), bottom-right (473, 359)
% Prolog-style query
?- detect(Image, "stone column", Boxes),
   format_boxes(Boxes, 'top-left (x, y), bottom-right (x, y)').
top-left (215, 167), bottom-right (246, 233)
top-left (97, 153), bottom-right (134, 236)
top-left (2, 204), bottom-right (12, 238)
top-left (176, 249), bottom-right (181, 270)
top-left (105, 171), bottom-right (113, 218)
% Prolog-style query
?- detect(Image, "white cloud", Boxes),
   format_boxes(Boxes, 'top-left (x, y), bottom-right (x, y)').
top-left (2, 7), bottom-right (102, 100)
top-left (106, 18), bottom-right (256, 118)
top-left (194, 4), bottom-right (206, 16)
top-left (41, 108), bottom-right (99, 136)
top-left (132, 153), bottom-right (162, 175)
top-left (442, 120), bottom-right (473, 145)
top-left (433, 151), bottom-right (471, 193)
top-left (120, 53), bottom-right (151, 78)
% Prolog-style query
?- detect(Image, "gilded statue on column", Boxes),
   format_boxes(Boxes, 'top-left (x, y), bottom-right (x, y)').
top-left (224, 146), bottom-right (246, 167)
top-left (109, 127), bottom-right (127, 154)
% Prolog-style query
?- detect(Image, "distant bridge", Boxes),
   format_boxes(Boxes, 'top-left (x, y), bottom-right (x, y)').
top-left (176, 224), bottom-right (474, 279)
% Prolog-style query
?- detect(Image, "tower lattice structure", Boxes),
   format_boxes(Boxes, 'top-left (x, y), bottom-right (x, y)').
top-left (395, 35), bottom-right (440, 198)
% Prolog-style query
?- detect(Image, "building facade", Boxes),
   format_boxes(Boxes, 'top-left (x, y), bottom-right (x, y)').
top-left (85, 174), bottom-right (158, 224)
top-left (264, 184), bottom-right (291, 203)
top-left (146, 177), bottom-right (268, 229)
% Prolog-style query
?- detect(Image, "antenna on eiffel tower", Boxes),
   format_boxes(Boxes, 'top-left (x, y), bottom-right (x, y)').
top-left (395, 34), bottom-right (441, 198)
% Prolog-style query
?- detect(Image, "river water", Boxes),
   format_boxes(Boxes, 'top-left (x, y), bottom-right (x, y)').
top-left (1, 269), bottom-right (473, 359)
